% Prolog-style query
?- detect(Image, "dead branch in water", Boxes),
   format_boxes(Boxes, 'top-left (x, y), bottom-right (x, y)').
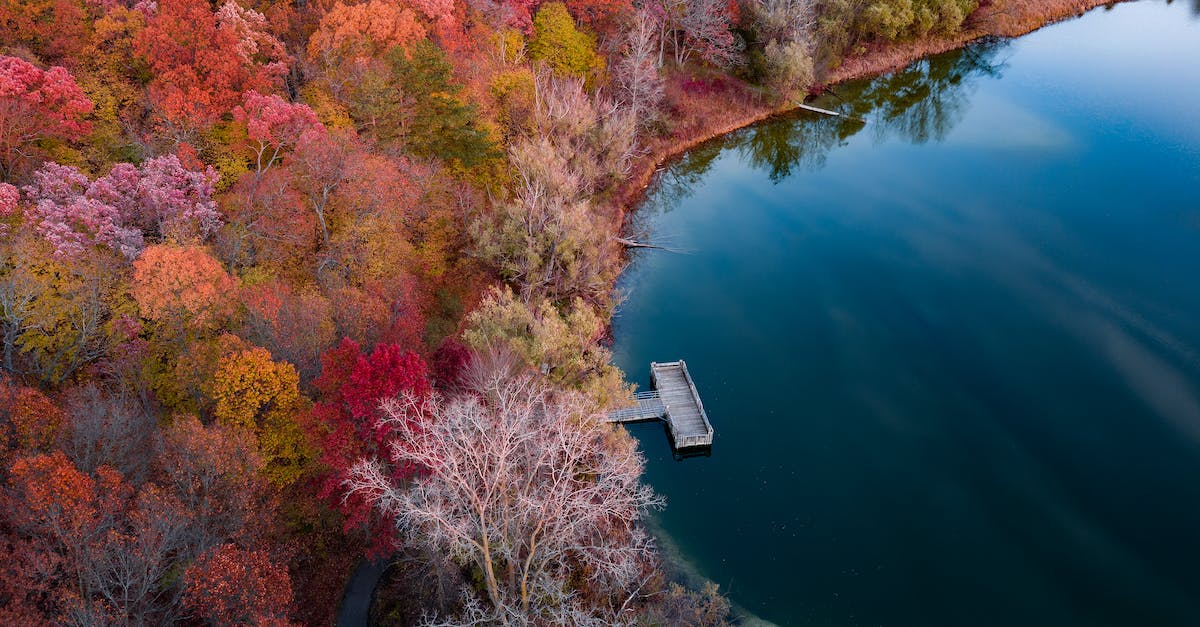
top-left (614, 236), bottom-right (688, 253)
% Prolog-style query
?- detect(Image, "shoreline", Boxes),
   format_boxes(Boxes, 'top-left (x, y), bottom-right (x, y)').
top-left (602, 0), bottom-right (1123, 608)
top-left (610, 0), bottom-right (1124, 227)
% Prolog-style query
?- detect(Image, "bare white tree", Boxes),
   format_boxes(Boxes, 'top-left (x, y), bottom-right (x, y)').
top-left (471, 71), bottom-right (638, 306)
top-left (648, 0), bottom-right (740, 68)
top-left (346, 362), bottom-right (663, 622)
top-left (529, 71), bottom-right (639, 198)
top-left (752, 0), bottom-right (818, 43)
top-left (614, 9), bottom-right (666, 129)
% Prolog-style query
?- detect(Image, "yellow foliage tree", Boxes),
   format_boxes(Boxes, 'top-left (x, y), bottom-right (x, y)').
top-left (209, 346), bottom-right (311, 485)
top-left (528, 2), bottom-right (605, 82)
top-left (0, 237), bottom-right (125, 385)
top-left (147, 332), bottom-right (251, 414)
top-left (463, 286), bottom-right (630, 406)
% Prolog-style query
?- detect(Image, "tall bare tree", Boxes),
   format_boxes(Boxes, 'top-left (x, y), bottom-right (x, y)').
top-left (347, 355), bottom-right (663, 622)
top-left (614, 9), bottom-right (666, 129)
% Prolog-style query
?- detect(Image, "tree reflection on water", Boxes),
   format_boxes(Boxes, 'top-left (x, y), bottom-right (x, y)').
top-left (647, 36), bottom-right (1011, 215)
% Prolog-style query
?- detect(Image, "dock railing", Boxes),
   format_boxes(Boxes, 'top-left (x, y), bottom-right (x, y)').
top-left (677, 360), bottom-right (714, 443)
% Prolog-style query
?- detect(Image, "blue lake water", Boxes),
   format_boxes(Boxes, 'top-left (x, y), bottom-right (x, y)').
top-left (612, 2), bottom-right (1200, 624)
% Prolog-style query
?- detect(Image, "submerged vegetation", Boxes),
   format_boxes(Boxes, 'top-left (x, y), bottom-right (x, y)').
top-left (0, 0), bottom-right (1112, 622)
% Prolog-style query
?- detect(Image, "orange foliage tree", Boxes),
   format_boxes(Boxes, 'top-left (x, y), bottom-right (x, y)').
top-left (134, 0), bottom-right (286, 131)
top-left (1, 414), bottom-right (279, 624)
top-left (0, 375), bottom-right (64, 469)
top-left (132, 244), bottom-right (238, 409)
top-left (2, 451), bottom-right (133, 622)
top-left (131, 244), bottom-right (236, 340)
top-left (308, 0), bottom-right (428, 65)
top-left (0, 0), bottom-right (91, 62)
top-left (183, 543), bottom-right (295, 626)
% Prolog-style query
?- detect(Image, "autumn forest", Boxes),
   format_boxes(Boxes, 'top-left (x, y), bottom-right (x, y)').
top-left (0, 0), bottom-right (1080, 622)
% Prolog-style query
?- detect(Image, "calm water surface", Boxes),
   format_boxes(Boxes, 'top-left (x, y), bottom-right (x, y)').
top-left (612, 2), bottom-right (1200, 625)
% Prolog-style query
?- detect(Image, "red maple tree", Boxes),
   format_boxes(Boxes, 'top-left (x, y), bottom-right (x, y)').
top-left (0, 56), bottom-right (93, 181)
top-left (307, 337), bottom-right (430, 555)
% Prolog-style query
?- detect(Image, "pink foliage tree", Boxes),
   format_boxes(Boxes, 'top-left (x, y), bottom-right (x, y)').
top-left (0, 182), bottom-right (16, 213)
top-left (0, 56), bottom-right (94, 181)
top-left (233, 91), bottom-right (326, 175)
top-left (215, 1), bottom-right (289, 74)
top-left (110, 155), bottom-right (221, 242)
top-left (678, 0), bottom-right (738, 67)
top-left (23, 163), bottom-right (144, 258)
top-left (0, 182), bottom-right (18, 235)
top-left (22, 156), bottom-right (220, 258)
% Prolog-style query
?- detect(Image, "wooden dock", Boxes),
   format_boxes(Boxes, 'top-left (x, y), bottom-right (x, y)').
top-left (607, 360), bottom-right (714, 449)
top-left (607, 390), bottom-right (665, 423)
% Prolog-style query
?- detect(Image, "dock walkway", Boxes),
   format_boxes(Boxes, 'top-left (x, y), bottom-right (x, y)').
top-left (607, 360), bottom-right (713, 449)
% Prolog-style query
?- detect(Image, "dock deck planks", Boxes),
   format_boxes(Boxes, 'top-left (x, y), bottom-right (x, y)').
top-left (608, 360), bottom-right (713, 449)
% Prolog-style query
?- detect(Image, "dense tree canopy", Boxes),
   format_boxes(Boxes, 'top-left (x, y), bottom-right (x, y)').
top-left (347, 40), bottom-right (498, 166)
top-left (309, 0), bottom-right (430, 64)
top-left (184, 543), bottom-right (295, 626)
top-left (0, 0), bottom-right (997, 619)
top-left (135, 0), bottom-right (286, 130)
top-left (0, 0), bottom-right (91, 61)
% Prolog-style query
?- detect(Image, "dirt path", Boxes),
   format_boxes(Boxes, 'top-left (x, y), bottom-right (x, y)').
top-left (336, 559), bottom-right (389, 627)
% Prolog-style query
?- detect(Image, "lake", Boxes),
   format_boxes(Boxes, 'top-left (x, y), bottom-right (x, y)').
top-left (612, 2), bottom-right (1200, 625)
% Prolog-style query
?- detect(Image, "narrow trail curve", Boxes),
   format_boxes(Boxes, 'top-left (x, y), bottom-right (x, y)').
top-left (336, 559), bottom-right (389, 626)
